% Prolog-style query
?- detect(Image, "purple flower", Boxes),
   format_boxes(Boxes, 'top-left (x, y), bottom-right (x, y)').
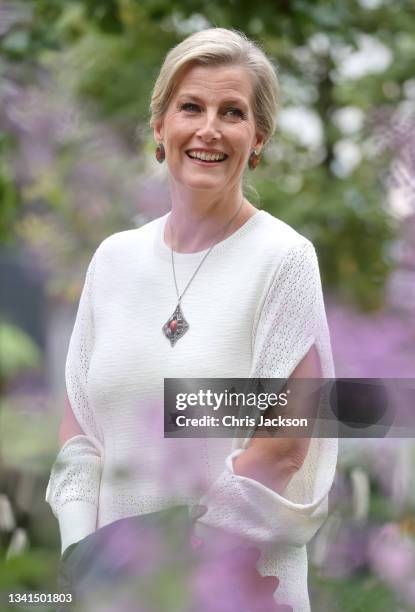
top-left (369, 523), bottom-right (415, 605)
top-left (191, 540), bottom-right (292, 612)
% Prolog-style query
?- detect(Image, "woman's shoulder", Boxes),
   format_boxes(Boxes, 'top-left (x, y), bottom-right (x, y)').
top-left (92, 214), bottom-right (166, 261)
top-left (254, 209), bottom-right (315, 262)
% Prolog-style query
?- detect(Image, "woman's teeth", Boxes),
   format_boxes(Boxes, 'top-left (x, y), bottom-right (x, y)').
top-left (187, 151), bottom-right (226, 162)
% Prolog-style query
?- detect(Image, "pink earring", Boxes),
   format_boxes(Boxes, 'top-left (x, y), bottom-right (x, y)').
top-left (248, 149), bottom-right (261, 170)
top-left (156, 143), bottom-right (165, 163)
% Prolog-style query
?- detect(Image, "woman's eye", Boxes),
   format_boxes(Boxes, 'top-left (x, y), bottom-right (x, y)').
top-left (180, 103), bottom-right (199, 112)
top-left (179, 103), bottom-right (245, 119)
top-left (225, 108), bottom-right (245, 119)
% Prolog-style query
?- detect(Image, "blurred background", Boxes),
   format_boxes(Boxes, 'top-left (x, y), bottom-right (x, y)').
top-left (1, 0), bottom-right (415, 610)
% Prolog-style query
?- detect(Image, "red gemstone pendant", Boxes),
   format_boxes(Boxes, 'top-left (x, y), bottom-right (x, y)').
top-left (162, 303), bottom-right (189, 347)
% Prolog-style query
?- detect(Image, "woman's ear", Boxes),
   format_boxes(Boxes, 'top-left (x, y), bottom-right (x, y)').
top-left (253, 132), bottom-right (265, 154)
top-left (153, 118), bottom-right (164, 144)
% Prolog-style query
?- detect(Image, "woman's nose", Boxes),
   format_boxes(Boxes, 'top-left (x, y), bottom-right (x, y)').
top-left (195, 112), bottom-right (221, 141)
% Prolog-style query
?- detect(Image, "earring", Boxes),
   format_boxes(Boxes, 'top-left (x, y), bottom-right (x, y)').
top-left (155, 143), bottom-right (165, 163)
top-left (248, 149), bottom-right (261, 170)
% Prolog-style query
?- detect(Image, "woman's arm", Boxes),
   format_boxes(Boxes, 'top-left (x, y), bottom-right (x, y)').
top-left (194, 241), bottom-right (337, 548)
top-left (59, 395), bottom-right (85, 448)
top-left (233, 344), bottom-right (321, 494)
top-left (45, 252), bottom-right (103, 554)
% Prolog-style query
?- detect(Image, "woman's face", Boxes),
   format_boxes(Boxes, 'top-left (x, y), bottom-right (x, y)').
top-left (153, 64), bottom-right (264, 196)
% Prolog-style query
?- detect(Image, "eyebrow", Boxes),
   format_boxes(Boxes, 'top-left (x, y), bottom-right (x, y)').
top-left (176, 93), bottom-right (249, 110)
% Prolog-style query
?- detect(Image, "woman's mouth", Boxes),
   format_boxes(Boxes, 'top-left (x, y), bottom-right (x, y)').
top-left (186, 150), bottom-right (228, 163)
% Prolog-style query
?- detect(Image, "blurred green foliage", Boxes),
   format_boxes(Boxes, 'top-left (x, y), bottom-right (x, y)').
top-left (310, 569), bottom-right (398, 612)
top-left (0, 323), bottom-right (42, 389)
top-left (0, 549), bottom-right (60, 591)
top-left (0, 133), bottom-right (18, 244)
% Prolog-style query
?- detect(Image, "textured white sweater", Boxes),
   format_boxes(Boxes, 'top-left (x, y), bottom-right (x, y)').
top-left (45, 210), bottom-right (337, 611)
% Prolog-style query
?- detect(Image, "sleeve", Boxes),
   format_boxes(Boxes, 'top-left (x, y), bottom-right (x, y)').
top-left (194, 240), bottom-right (338, 548)
top-left (45, 252), bottom-right (104, 555)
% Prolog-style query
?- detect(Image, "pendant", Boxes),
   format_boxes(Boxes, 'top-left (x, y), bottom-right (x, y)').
top-left (162, 303), bottom-right (189, 347)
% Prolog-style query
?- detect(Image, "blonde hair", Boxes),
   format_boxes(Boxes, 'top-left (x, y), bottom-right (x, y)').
top-left (149, 28), bottom-right (280, 145)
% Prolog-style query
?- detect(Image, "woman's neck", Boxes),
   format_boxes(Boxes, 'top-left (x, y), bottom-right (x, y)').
top-left (164, 186), bottom-right (257, 253)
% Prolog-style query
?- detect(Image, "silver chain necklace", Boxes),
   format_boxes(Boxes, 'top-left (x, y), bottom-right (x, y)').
top-left (162, 199), bottom-right (244, 347)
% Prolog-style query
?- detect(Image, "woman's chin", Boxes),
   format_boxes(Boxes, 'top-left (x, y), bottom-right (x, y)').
top-left (178, 175), bottom-right (226, 192)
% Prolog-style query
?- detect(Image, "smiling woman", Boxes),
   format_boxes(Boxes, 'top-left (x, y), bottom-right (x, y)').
top-left (45, 27), bottom-right (337, 612)
top-left (153, 62), bottom-right (265, 233)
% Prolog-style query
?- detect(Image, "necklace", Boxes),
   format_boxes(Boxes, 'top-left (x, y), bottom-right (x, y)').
top-left (162, 199), bottom-right (245, 347)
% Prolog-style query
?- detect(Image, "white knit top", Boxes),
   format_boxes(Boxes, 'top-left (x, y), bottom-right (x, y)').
top-left (45, 210), bottom-right (337, 611)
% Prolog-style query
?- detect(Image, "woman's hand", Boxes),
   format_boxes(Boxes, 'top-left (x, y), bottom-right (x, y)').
top-left (233, 344), bottom-right (322, 494)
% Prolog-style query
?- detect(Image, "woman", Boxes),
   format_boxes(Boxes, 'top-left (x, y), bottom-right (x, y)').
top-left (46, 27), bottom-right (337, 611)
